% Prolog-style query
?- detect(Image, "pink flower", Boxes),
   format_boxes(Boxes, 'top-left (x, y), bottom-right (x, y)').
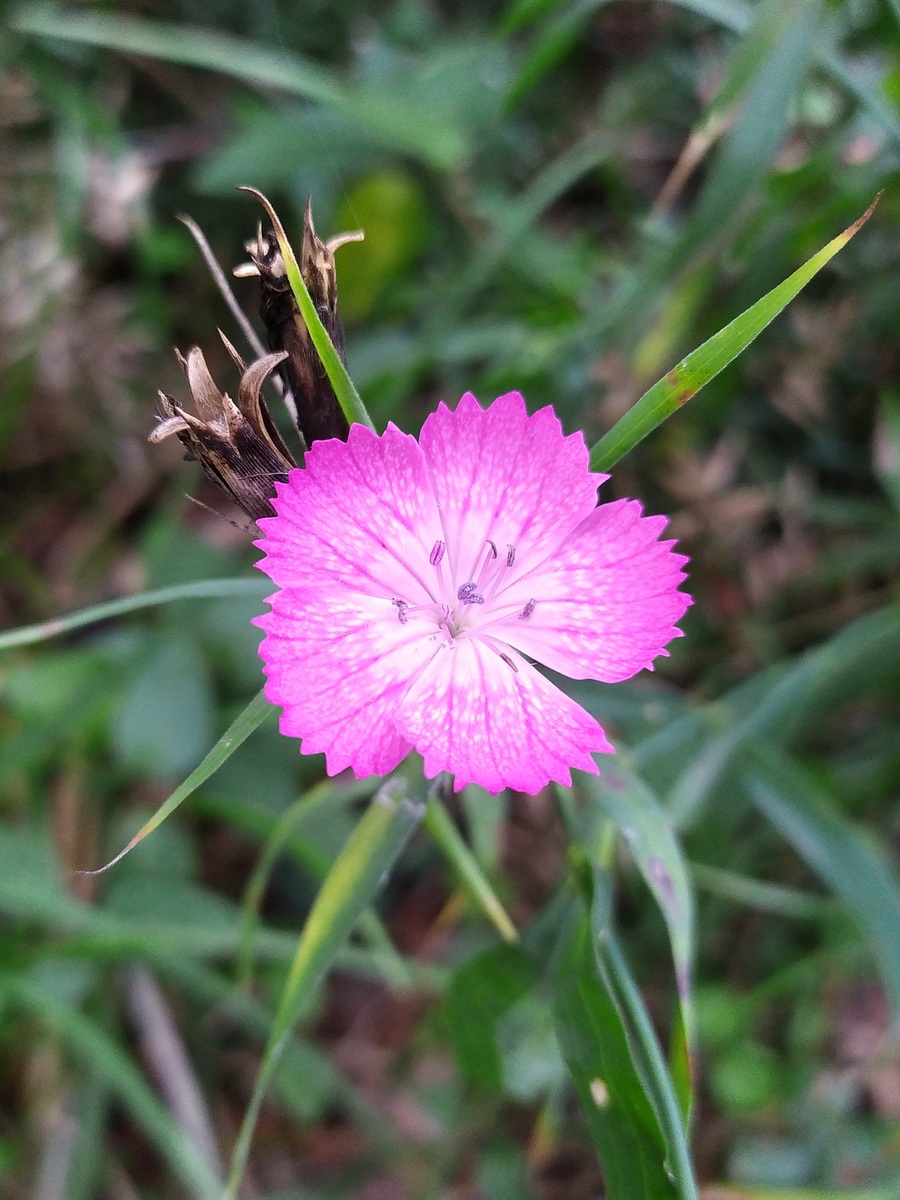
top-left (254, 392), bottom-right (690, 794)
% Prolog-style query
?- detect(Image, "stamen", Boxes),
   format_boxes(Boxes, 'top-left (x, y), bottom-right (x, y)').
top-left (429, 539), bottom-right (445, 566)
top-left (457, 582), bottom-right (485, 605)
top-left (519, 598), bottom-right (536, 620)
top-left (499, 652), bottom-right (518, 673)
top-left (506, 544), bottom-right (516, 568)
top-left (392, 598), bottom-right (410, 624)
top-left (486, 539), bottom-right (498, 560)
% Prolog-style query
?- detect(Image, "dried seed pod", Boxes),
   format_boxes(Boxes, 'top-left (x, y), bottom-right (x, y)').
top-left (237, 197), bottom-right (362, 447)
top-left (150, 344), bottom-right (295, 522)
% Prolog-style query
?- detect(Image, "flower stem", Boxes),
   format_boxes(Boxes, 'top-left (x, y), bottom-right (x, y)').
top-left (424, 792), bottom-right (518, 944)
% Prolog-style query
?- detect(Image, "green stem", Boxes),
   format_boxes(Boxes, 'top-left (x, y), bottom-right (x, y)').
top-left (423, 793), bottom-right (518, 943)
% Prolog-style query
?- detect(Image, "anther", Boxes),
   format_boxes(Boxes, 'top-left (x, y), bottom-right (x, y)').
top-left (392, 598), bottom-right (410, 624)
top-left (506, 544), bottom-right (516, 568)
top-left (486, 539), bottom-right (498, 560)
top-left (429, 539), bottom-right (445, 566)
top-left (457, 582), bottom-right (485, 605)
top-left (499, 652), bottom-right (519, 673)
top-left (519, 598), bottom-right (536, 620)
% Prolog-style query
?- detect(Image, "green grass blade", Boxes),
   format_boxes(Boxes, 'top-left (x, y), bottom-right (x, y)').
top-left (662, 0), bottom-right (820, 273)
top-left (553, 913), bottom-right (684, 1200)
top-left (15, 983), bottom-right (223, 1199)
top-left (588, 196), bottom-right (880, 471)
top-left (0, 578), bottom-right (267, 651)
top-left (594, 932), bottom-right (698, 1200)
top-left (580, 763), bottom-right (697, 1121)
top-left (746, 748), bottom-right (900, 1020)
top-left (12, 9), bottom-right (346, 105)
top-left (665, 603), bottom-right (900, 826)
top-left (85, 690), bottom-right (273, 874)
top-left (224, 776), bottom-right (424, 1199)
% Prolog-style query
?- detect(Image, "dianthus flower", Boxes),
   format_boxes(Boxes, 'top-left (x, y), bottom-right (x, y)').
top-left (254, 392), bottom-right (690, 794)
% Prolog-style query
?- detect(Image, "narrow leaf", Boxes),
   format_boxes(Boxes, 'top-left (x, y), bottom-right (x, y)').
top-left (553, 916), bottom-right (679, 1200)
top-left (590, 873), bottom-right (698, 1200)
top-left (746, 748), bottom-right (900, 1019)
top-left (581, 763), bottom-right (697, 1118)
top-left (0, 578), bottom-right (266, 652)
top-left (82, 689), bottom-right (272, 875)
top-left (588, 195), bottom-right (880, 471)
top-left (423, 793), bottom-right (518, 943)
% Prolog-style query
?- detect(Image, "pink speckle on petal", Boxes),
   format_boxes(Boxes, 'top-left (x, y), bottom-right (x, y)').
top-left (254, 392), bottom-right (690, 794)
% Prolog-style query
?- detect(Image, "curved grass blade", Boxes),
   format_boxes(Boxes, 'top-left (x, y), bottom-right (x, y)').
top-left (14, 982), bottom-right (223, 1199)
top-left (665, 603), bottom-right (900, 826)
top-left (82, 689), bottom-right (273, 875)
top-left (12, 8), bottom-right (342, 103)
top-left (580, 763), bottom-right (697, 1121)
top-left (0, 578), bottom-right (267, 652)
top-left (746, 747), bottom-right (900, 1020)
top-left (592, 869), bottom-right (697, 1199)
top-left (554, 896), bottom-right (698, 1200)
top-left (224, 776), bottom-right (424, 1199)
top-left (588, 195), bottom-right (880, 471)
top-left (239, 187), bottom-right (374, 433)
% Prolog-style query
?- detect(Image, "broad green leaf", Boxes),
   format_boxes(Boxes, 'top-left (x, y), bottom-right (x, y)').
top-left (745, 748), bottom-right (900, 1019)
top-left (444, 943), bottom-right (539, 1090)
top-left (588, 196), bottom-right (880, 471)
top-left (224, 776), bottom-right (424, 1199)
top-left (580, 763), bottom-right (696, 1119)
top-left (553, 914), bottom-right (681, 1200)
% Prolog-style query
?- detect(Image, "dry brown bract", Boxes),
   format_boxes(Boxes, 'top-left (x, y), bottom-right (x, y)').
top-left (149, 338), bottom-right (296, 522)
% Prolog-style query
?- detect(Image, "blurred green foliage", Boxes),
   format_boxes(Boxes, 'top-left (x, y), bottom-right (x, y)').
top-left (1, 1), bottom-right (899, 1197)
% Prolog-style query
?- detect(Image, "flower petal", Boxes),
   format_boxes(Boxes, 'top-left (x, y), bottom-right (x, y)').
top-left (396, 636), bottom-right (611, 794)
top-left (493, 498), bottom-right (691, 682)
top-left (255, 421), bottom-right (444, 606)
top-left (256, 585), bottom-right (439, 778)
top-left (418, 392), bottom-right (605, 586)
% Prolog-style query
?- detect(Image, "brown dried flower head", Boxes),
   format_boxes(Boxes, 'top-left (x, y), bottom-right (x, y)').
top-left (149, 336), bottom-right (296, 522)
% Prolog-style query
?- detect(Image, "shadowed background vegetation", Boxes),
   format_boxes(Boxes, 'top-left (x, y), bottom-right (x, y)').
top-left (1, 1), bottom-right (899, 1197)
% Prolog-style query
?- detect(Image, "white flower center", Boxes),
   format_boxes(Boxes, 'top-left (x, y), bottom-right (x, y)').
top-left (391, 537), bottom-right (536, 645)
